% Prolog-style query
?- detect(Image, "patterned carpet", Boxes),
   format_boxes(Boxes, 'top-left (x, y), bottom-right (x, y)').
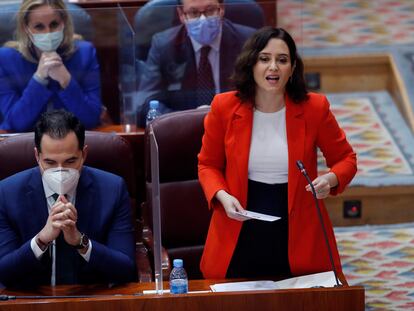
top-left (283, 3), bottom-right (414, 309)
top-left (318, 92), bottom-right (414, 186)
top-left (277, 0), bottom-right (414, 48)
top-left (335, 223), bottom-right (414, 310)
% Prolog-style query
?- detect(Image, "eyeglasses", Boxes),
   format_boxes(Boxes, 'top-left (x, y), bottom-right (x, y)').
top-left (184, 6), bottom-right (220, 19)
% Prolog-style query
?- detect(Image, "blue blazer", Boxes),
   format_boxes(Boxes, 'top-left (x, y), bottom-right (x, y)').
top-left (137, 19), bottom-right (255, 126)
top-left (0, 166), bottom-right (136, 288)
top-left (0, 40), bottom-right (102, 132)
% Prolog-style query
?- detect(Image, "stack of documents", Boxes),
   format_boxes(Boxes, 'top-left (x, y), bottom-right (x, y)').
top-left (210, 271), bottom-right (341, 292)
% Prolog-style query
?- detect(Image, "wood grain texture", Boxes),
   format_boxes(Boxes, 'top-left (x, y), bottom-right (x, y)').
top-left (0, 281), bottom-right (364, 311)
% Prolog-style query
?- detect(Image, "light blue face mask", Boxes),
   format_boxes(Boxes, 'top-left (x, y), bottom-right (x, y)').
top-left (185, 15), bottom-right (221, 46)
top-left (30, 29), bottom-right (64, 52)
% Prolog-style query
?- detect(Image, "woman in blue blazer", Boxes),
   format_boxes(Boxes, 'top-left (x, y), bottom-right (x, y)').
top-left (0, 0), bottom-right (102, 132)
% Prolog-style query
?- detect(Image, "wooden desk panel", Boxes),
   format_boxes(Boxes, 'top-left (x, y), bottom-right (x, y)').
top-left (0, 281), bottom-right (364, 311)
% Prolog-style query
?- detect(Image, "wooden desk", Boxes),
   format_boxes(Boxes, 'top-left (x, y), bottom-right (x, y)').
top-left (0, 280), bottom-right (364, 311)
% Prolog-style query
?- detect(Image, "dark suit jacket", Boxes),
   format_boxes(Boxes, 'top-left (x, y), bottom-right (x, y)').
top-left (0, 41), bottom-right (102, 132)
top-left (137, 19), bottom-right (255, 126)
top-left (0, 166), bottom-right (136, 288)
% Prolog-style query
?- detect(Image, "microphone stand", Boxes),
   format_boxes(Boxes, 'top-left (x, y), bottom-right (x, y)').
top-left (296, 160), bottom-right (342, 287)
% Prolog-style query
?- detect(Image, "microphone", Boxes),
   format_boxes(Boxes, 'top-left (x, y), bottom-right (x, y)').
top-left (296, 160), bottom-right (341, 287)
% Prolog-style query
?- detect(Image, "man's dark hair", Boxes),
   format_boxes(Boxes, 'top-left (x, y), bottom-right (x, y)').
top-left (34, 110), bottom-right (85, 152)
top-left (231, 27), bottom-right (308, 104)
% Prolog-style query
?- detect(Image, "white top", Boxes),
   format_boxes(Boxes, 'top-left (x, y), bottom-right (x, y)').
top-left (248, 108), bottom-right (288, 184)
top-left (188, 26), bottom-right (222, 94)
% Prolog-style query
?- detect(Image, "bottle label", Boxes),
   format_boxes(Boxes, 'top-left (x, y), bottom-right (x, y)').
top-left (170, 279), bottom-right (188, 294)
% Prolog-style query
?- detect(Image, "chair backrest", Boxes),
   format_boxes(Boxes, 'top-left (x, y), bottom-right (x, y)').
top-left (0, 2), bottom-right (94, 46)
top-left (144, 108), bottom-right (211, 279)
top-left (134, 0), bottom-right (264, 61)
top-left (0, 132), bottom-right (136, 199)
top-left (0, 131), bottom-right (155, 281)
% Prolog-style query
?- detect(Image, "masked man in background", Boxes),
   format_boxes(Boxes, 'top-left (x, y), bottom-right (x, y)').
top-left (137, 0), bottom-right (256, 126)
top-left (0, 110), bottom-right (136, 288)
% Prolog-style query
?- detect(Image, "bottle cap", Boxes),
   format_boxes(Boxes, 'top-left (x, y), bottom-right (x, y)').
top-left (149, 100), bottom-right (159, 109)
top-left (173, 259), bottom-right (183, 268)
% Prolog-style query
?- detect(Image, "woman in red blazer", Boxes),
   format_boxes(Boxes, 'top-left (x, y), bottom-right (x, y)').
top-left (198, 27), bottom-right (357, 280)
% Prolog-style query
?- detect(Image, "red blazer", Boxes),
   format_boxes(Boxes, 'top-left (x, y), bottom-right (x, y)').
top-left (198, 91), bottom-right (357, 279)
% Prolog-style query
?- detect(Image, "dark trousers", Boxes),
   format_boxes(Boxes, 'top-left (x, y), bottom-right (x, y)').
top-left (226, 180), bottom-right (291, 279)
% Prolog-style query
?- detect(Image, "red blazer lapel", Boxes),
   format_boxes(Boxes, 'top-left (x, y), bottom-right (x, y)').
top-left (286, 96), bottom-right (305, 215)
top-left (228, 102), bottom-right (253, 208)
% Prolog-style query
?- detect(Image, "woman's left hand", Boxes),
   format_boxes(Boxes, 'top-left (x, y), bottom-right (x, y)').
top-left (305, 172), bottom-right (338, 199)
top-left (45, 52), bottom-right (71, 89)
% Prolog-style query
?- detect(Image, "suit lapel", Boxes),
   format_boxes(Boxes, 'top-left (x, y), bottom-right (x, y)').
top-left (286, 96), bottom-right (305, 214)
top-left (229, 102), bottom-right (253, 207)
top-left (74, 167), bottom-right (94, 233)
top-left (26, 168), bottom-right (49, 234)
top-left (175, 27), bottom-right (197, 90)
top-left (219, 22), bottom-right (238, 91)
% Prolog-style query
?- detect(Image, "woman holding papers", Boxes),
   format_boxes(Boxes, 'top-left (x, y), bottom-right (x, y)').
top-left (198, 27), bottom-right (357, 279)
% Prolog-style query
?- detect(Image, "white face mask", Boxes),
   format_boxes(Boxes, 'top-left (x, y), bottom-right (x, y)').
top-left (42, 167), bottom-right (80, 195)
top-left (30, 28), bottom-right (64, 52)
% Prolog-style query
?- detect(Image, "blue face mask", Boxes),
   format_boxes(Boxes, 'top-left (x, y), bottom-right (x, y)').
top-left (185, 15), bottom-right (221, 46)
top-left (30, 29), bottom-right (64, 52)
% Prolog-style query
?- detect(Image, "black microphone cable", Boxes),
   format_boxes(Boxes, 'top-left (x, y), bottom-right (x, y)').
top-left (0, 293), bottom-right (143, 301)
top-left (296, 160), bottom-right (341, 287)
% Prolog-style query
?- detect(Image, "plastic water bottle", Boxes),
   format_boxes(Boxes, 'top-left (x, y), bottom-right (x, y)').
top-left (146, 100), bottom-right (161, 126)
top-left (169, 259), bottom-right (188, 294)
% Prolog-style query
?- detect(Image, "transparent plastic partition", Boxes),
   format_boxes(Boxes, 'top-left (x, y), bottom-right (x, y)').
top-left (132, 0), bottom-right (280, 292)
top-left (134, 0), bottom-right (280, 128)
top-left (0, 3), bottom-right (106, 133)
top-left (149, 124), bottom-right (163, 293)
top-left (134, 1), bottom-right (179, 128)
top-left (117, 6), bottom-right (137, 132)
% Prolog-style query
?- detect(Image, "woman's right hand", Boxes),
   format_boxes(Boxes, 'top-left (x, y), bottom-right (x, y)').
top-left (35, 52), bottom-right (62, 80)
top-left (215, 190), bottom-right (249, 222)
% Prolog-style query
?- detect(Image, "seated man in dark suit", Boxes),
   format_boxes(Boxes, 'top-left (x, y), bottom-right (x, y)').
top-left (0, 110), bottom-right (136, 288)
top-left (137, 0), bottom-right (256, 126)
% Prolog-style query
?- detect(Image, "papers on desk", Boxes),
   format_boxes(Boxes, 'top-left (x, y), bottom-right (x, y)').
top-left (275, 271), bottom-right (341, 289)
top-left (210, 281), bottom-right (279, 292)
top-left (234, 210), bottom-right (280, 222)
top-left (210, 271), bottom-right (341, 292)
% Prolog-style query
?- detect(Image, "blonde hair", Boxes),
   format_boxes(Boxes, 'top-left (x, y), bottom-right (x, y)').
top-left (5, 0), bottom-right (78, 62)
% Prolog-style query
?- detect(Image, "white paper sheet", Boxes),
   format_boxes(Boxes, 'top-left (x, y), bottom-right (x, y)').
top-left (210, 281), bottom-right (279, 292)
top-left (234, 210), bottom-right (281, 222)
top-left (210, 271), bottom-right (340, 292)
top-left (275, 271), bottom-right (341, 289)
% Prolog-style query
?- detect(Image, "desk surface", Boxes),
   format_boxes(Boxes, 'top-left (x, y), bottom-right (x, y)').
top-left (0, 280), bottom-right (364, 311)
